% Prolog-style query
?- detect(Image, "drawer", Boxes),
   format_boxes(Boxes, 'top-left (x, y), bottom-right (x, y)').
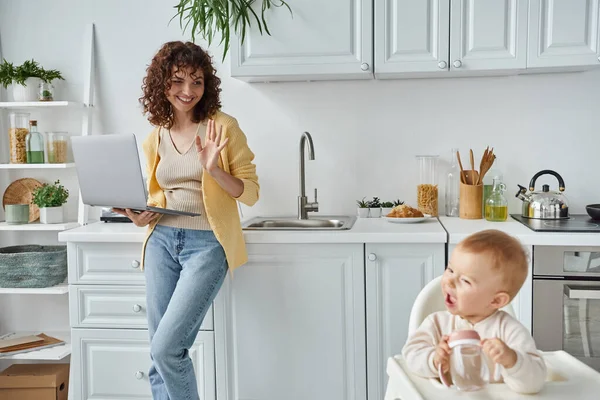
top-left (71, 329), bottom-right (215, 400)
top-left (70, 285), bottom-right (213, 331)
top-left (68, 242), bottom-right (144, 285)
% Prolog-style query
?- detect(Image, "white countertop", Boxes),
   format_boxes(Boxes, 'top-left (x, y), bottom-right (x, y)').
top-left (58, 216), bottom-right (600, 246)
top-left (58, 217), bottom-right (448, 244)
top-left (439, 216), bottom-right (600, 246)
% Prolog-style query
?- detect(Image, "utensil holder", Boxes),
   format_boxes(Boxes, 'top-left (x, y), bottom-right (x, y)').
top-left (460, 183), bottom-right (483, 219)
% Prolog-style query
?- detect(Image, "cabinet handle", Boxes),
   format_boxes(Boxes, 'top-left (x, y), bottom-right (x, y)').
top-left (438, 60), bottom-right (447, 69)
top-left (135, 371), bottom-right (144, 380)
top-left (132, 304), bottom-right (142, 313)
top-left (368, 253), bottom-right (377, 261)
top-left (452, 60), bottom-right (462, 68)
top-left (131, 260), bottom-right (140, 269)
top-left (360, 63), bottom-right (370, 71)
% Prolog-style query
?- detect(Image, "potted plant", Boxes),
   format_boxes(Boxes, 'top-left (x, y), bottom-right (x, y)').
top-left (368, 197), bottom-right (382, 218)
top-left (356, 197), bottom-right (369, 218)
top-left (31, 180), bottom-right (69, 224)
top-left (393, 199), bottom-right (405, 207)
top-left (0, 59), bottom-right (64, 102)
top-left (172, 0), bottom-right (293, 62)
top-left (381, 201), bottom-right (394, 217)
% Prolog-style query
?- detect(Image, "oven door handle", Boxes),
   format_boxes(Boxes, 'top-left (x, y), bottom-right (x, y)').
top-left (564, 285), bottom-right (600, 300)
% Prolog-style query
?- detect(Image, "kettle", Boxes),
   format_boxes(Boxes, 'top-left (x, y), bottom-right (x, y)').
top-left (515, 170), bottom-right (569, 219)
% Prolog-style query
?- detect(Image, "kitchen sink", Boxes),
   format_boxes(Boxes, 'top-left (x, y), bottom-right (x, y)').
top-left (242, 216), bottom-right (357, 230)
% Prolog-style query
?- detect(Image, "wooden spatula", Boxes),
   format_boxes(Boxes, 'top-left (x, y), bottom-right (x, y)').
top-left (456, 150), bottom-right (467, 184)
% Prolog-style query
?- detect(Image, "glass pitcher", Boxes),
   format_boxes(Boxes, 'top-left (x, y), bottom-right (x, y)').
top-left (485, 177), bottom-right (508, 222)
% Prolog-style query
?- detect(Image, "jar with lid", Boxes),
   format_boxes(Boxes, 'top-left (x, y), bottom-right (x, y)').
top-left (47, 132), bottom-right (68, 163)
top-left (8, 112), bottom-right (30, 163)
top-left (485, 177), bottom-right (508, 222)
top-left (416, 155), bottom-right (439, 216)
top-left (26, 120), bottom-right (45, 163)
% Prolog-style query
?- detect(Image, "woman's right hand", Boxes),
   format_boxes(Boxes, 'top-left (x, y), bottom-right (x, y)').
top-left (433, 335), bottom-right (451, 374)
top-left (112, 208), bottom-right (160, 227)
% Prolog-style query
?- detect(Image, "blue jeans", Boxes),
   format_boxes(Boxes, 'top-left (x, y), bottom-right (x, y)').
top-left (144, 225), bottom-right (228, 400)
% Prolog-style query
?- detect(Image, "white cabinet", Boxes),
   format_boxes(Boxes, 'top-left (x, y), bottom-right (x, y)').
top-left (450, 0), bottom-right (528, 72)
top-left (528, 0), bottom-right (600, 68)
top-left (214, 243), bottom-right (366, 400)
top-left (374, 0), bottom-right (450, 77)
top-left (230, 0), bottom-right (373, 82)
top-left (375, 0), bottom-right (527, 78)
top-left (71, 329), bottom-right (215, 400)
top-left (365, 243), bottom-right (445, 400)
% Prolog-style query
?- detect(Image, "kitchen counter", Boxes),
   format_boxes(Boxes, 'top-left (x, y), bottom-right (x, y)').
top-left (439, 216), bottom-right (600, 246)
top-left (58, 217), bottom-right (448, 243)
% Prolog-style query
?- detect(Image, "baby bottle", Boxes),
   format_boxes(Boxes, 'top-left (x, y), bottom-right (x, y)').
top-left (439, 330), bottom-right (491, 391)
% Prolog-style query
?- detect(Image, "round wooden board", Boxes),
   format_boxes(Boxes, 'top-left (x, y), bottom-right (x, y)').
top-left (2, 178), bottom-right (43, 222)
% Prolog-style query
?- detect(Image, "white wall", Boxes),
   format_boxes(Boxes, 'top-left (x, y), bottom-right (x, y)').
top-left (1, 0), bottom-right (600, 221)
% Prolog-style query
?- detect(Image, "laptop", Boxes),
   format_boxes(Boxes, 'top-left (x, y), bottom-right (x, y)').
top-left (71, 134), bottom-right (201, 217)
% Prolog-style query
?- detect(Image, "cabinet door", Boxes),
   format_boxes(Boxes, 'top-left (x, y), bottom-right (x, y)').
top-left (374, 0), bottom-right (451, 77)
top-left (71, 329), bottom-right (215, 400)
top-left (365, 243), bottom-right (445, 400)
top-left (214, 243), bottom-right (366, 400)
top-left (528, 0), bottom-right (600, 68)
top-left (449, 0), bottom-right (528, 72)
top-left (230, 0), bottom-right (373, 82)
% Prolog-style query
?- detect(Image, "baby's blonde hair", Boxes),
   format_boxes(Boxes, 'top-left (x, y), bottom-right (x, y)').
top-left (458, 229), bottom-right (528, 299)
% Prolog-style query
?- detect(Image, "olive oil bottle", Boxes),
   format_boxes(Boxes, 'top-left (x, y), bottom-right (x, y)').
top-left (485, 177), bottom-right (508, 222)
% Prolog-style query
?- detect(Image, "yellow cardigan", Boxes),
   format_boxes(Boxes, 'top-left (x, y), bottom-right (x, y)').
top-left (140, 111), bottom-right (260, 272)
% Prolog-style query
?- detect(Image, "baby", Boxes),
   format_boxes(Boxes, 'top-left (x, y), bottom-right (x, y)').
top-left (402, 229), bottom-right (546, 394)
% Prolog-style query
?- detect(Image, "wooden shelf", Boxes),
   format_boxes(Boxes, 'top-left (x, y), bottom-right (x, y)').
top-left (0, 283), bottom-right (68, 295)
top-left (0, 163), bottom-right (75, 169)
top-left (0, 101), bottom-right (83, 109)
top-left (0, 222), bottom-right (79, 231)
top-left (0, 331), bottom-right (71, 360)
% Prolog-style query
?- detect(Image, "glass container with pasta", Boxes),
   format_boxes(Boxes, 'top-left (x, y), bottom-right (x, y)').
top-left (8, 112), bottom-right (30, 164)
top-left (416, 155), bottom-right (439, 216)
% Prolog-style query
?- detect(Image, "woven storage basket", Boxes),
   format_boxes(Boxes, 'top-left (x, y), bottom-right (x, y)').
top-left (0, 245), bottom-right (67, 288)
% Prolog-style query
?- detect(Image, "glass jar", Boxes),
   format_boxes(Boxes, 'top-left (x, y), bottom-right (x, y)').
top-left (416, 155), bottom-right (439, 216)
top-left (445, 148), bottom-right (460, 217)
top-left (47, 132), bottom-right (68, 163)
top-left (8, 112), bottom-right (30, 164)
top-left (39, 81), bottom-right (54, 101)
top-left (26, 120), bottom-right (45, 163)
top-left (482, 168), bottom-right (503, 217)
top-left (485, 177), bottom-right (508, 222)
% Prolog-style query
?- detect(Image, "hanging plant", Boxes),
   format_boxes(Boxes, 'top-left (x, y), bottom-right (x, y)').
top-left (172, 0), bottom-right (292, 62)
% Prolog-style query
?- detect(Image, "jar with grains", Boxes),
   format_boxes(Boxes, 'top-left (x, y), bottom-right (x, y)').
top-left (416, 155), bottom-right (439, 216)
top-left (8, 112), bottom-right (30, 164)
top-left (46, 132), bottom-right (68, 163)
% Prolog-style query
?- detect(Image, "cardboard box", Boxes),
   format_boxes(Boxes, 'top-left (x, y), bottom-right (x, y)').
top-left (0, 363), bottom-right (69, 400)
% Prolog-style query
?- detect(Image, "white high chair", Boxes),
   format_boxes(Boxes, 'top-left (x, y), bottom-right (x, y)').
top-left (384, 275), bottom-right (600, 400)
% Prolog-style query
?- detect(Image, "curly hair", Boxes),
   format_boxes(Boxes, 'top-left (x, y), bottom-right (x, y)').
top-left (140, 41), bottom-right (222, 129)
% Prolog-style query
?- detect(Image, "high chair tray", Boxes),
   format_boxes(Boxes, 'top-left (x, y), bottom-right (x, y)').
top-left (385, 351), bottom-right (600, 400)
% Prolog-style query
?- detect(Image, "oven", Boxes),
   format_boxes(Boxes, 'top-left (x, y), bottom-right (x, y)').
top-left (533, 246), bottom-right (600, 371)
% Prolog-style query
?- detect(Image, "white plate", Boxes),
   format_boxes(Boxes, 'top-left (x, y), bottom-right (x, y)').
top-left (383, 215), bottom-right (432, 224)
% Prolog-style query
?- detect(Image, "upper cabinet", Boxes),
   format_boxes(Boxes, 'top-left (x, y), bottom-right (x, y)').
top-left (230, 0), bottom-right (373, 82)
top-left (528, 0), bottom-right (600, 69)
top-left (231, 0), bottom-right (600, 82)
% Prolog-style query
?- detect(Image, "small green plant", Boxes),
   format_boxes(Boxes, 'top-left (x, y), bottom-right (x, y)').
top-left (42, 90), bottom-right (52, 98)
top-left (381, 201), bottom-right (394, 208)
top-left (368, 197), bottom-right (381, 208)
top-left (32, 180), bottom-right (69, 208)
top-left (393, 199), bottom-right (405, 207)
top-left (356, 197), bottom-right (369, 208)
top-left (0, 58), bottom-right (64, 89)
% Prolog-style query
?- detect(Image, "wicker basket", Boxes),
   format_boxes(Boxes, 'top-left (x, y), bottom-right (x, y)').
top-left (0, 245), bottom-right (67, 288)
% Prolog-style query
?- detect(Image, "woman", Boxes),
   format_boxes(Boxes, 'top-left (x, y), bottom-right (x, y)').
top-left (113, 41), bottom-right (259, 400)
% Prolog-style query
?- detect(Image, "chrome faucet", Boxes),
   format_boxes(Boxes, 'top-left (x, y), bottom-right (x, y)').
top-left (298, 132), bottom-right (319, 219)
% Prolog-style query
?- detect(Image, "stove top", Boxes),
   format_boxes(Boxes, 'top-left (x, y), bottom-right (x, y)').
top-left (511, 214), bottom-right (600, 233)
